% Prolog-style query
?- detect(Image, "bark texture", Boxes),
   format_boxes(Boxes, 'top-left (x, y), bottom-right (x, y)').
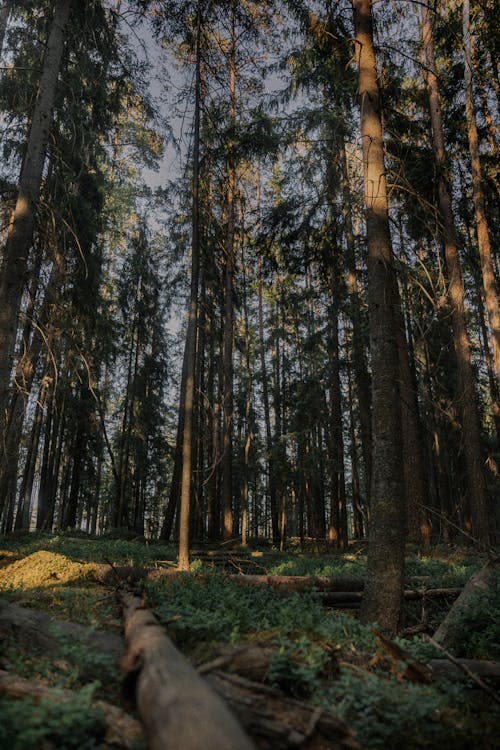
top-left (352, 0), bottom-right (405, 632)
top-left (120, 591), bottom-right (255, 750)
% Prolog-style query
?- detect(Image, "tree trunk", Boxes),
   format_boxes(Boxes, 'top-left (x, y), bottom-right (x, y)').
top-left (421, 3), bottom-right (492, 547)
top-left (353, 0), bottom-right (405, 632)
top-left (178, 8), bottom-right (203, 569)
top-left (241, 245), bottom-right (253, 546)
top-left (0, 1), bottom-right (10, 57)
top-left (341, 144), bottom-right (372, 501)
top-left (222, 2), bottom-right (236, 540)
top-left (396, 240), bottom-right (429, 544)
top-left (347, 363), bottom-right (365, 539)
top-left (0, 0), bottom-right (71, 435)
top-left (327, 269), bottom-right (347, 549)
top-left (0, 599), bottom-right (123, 680)
top-left (470, 35), bottom-right (500, 175)
top-left (257, 253), bottom-right (278, 543)
top-left (433, 562), bottom-right (498, 648)
top-left (463, 0), bottom-right (500, 393)
top-left (120, 591), bottom-right (255, 750)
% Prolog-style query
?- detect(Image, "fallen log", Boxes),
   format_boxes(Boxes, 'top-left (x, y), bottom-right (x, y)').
top-left (206, 670), bottom-right (360, 750)
top-left (198, 643), bottom-right (278, 682)
top-left (119, 591), bottom-right (255, 750)
top-left (319, 588), bottom-right (461, 608)
top-left (93, 564), bottom-right (463, 593)
top-left (433, 562), bottom-right (498, 647)
top-left (428, 658), bottom-right (500, 683)
top-left (0, 599), bottom-right (122, 679)
top-left (0, 669), bottom-right (143, 749)
top-left (226, 574), bottom-right (366, 591)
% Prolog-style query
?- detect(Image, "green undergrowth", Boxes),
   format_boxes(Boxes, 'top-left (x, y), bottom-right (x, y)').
top-left (0, 531), bottom-right (177, 567)
top-left (144, 569), bottom-right (499, 748)
top-left (0, 534), bottom-right (498, 749)
top-left (0, 685), bottom-right (107, 750)
top-left (146, 571), bottom-right (376, 648)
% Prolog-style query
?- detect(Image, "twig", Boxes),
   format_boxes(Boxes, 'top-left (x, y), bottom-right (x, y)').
top-left (198, 655), bottom-right (234, 675)
top-left (424, 634), bottom-right (500, 706)
top-left (104, 558), bottom-right (124, 585)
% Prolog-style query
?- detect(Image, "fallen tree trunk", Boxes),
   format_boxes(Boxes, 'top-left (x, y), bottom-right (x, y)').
top-left (226, 574), bottom-right (366, 591)
top-left (319, 588), bottom-right (460, 608)
top-left (0, 669), bottom-right (143, 749)
top-left (119, 591), bottom-right (255, 750)
top-left (0, 599), bottom-right (122, 679)
top-left (206, 670), bottom-right (360, 750)
top-left (433, 562), bottom-right (498, 647)
top-left (105, 567), bottom-right (453, 590)
top-left (428, 658), bottom-right (500, 683)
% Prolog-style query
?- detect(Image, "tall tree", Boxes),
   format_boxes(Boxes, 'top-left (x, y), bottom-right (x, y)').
top-left (178, 3), bottom-right (203, 569)
top-left (462, 0), bottom-right (500, 393)
top-left (221, 0), bottom-right (237, 540)
top-left (0, 0), bottom-right (72, 435)
top-left (421, 1), bottom-right (492, 547)
top-left (352, 0), bottom-right (405, 632)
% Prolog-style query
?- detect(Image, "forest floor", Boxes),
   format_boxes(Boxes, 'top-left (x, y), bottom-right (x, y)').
top-left (0, 533), bottom-right (499, 749)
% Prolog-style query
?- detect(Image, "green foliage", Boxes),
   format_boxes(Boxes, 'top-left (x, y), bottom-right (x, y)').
top-left (403, 554), bottom-right (482, 586)
top-left (0, 537), bottom-right (497, 750)
top-left (146, 571), bottom-right (377, 651)
top-left (147, 572), bottom-right (325, 643)
top-left (267, 635), bottom-right (331, 698)
top-left (0, 533), bottom-right (176, 567)
top-left (54, 631), bottom-right (120, 682)
top-left (266, 555), bottom-right (366, 577)
top-left (321, 671), bottom-right (499, 750)
top-left (0, 684), bottom-right (106, 750)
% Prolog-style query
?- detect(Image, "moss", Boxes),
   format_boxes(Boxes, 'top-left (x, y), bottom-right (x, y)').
top-left (0, 551), bottom-right (96, 591)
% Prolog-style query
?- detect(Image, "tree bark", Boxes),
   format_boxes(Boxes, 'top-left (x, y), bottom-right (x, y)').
top-left (395, 242), bottom-right (429, 544)
top-left (177, 6), bottom-right (203, 569)
top-left (352, 0), bottom-right (405, 633)
top-left (341, 144), bottom-right (372, 501)
top-left (205, 671), bottom-right (359, 750)
top-left (120, 591), bottom-right (255, 750)
top-left (222, 1), bottom-right (236, 540)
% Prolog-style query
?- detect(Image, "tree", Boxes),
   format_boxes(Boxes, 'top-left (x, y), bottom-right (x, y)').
top-left (0, 0), bottom-right (71, 437)
top-left (177, 3), bottom-right (203, 569)
top-left (421, 1), bottom-right (492, 547)
top-left (352, 0), bottom-right (405, 632)
top-left (462, 0), bottom-right (500, 393)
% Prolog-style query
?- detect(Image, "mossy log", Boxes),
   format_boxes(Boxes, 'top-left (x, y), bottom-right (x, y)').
top-left (428, 658), bottom-right (500, 682)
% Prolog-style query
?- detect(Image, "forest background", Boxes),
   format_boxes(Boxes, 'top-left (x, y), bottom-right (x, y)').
top-left (0, 0), bottom-right (499, 632)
